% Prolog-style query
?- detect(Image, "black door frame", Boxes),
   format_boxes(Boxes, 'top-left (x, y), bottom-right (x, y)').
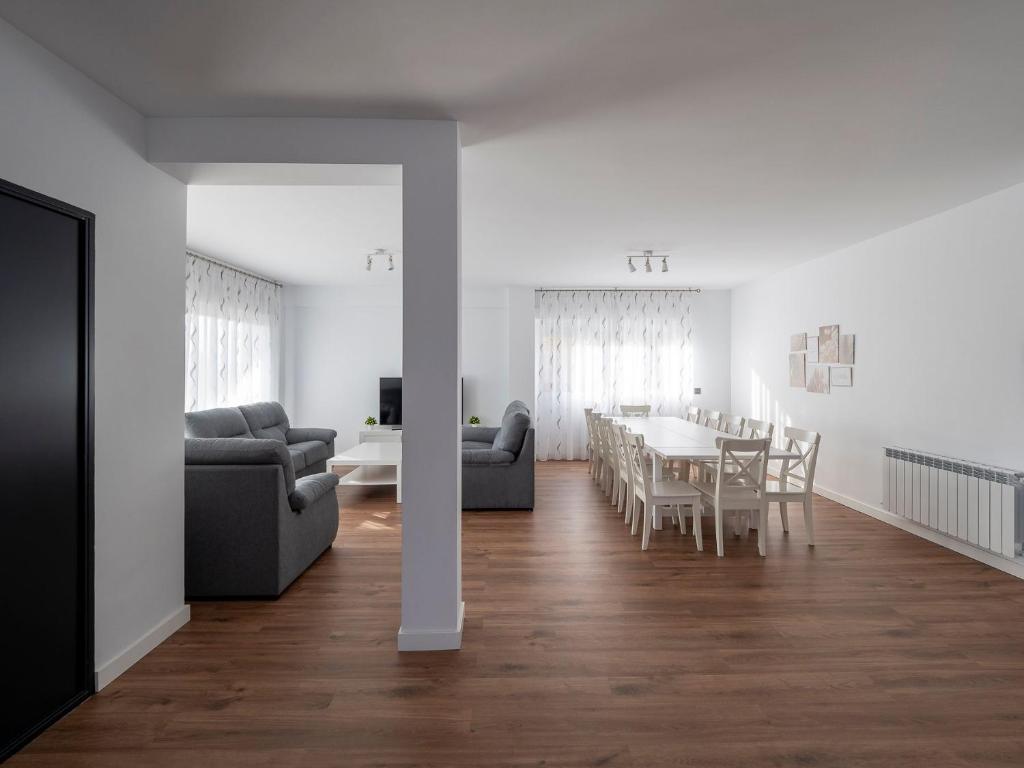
top-left (0, 177), bottom-right (95, 761)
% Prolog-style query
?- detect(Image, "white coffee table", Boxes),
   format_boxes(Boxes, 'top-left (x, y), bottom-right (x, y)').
top-left (328, 442), bottom-right (402, 502)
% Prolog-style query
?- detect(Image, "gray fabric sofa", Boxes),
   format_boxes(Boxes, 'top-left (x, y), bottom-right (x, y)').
top-left (462, 400), bottom-right (535, 510)
top-left (185, 401), bottom-right (336, 478)
top-left (184, 437), bottom-right (340, 598)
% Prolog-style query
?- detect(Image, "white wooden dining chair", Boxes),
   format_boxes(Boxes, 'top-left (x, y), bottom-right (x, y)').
top-left (607, 420), bottom-right (632, 511)
top-left (719, 413), bottom-right (745, 436)
top-left (744, 417), bottom-right (775, 442)
top-left (587, 410), bottom-right (604, 484)
top-left (583, 408), bottom-right (595, 475)
top-left (625, 431), bottom-right (702, 551)
top-left (685, 405), bottom-right (701, 423)
top-left (619, 404), bottom-right (652, 417)
top-left (702, 410), bottom-right (723, 430)
top-left (692, 438), bottom-right (771, 556)
top-left (598, 417), bottom-right (618, 497)
top-left (765, 427), bottom-right (822, 545)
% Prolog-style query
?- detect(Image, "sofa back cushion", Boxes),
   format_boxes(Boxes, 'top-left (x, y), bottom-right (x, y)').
top-left (238, 402), bottom-right (291, 443)
top-left (184, 407), bottom-right (254, 439)
top-left (184, 437), bottom-right (296, 492)
top-left (493, 400), bottom-right (531, 455)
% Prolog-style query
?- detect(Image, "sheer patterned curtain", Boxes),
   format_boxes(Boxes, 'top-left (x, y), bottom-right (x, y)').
top-left (535, 290), bottom-right (694, 460)
top-left (184, 252), bottom-right (281, 412)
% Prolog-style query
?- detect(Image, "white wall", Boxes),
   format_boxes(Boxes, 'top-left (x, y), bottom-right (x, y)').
top-left (732, 181), bottom-right (1024, 511)
top-left (0, 18), bottom-right (187, 683)
top-left (284, 285), bottom-right (733, 447)
top-left (689, 290), bottom-right (732, 414)
top-left (283, 284), bottom-right (517, 449)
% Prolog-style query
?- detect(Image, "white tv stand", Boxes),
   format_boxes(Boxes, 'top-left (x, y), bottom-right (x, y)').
top-left (359, 428), bottom-right (402, 444)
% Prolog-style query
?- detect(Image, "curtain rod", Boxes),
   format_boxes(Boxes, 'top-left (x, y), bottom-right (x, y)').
top-left (537, 287), bottom-right (701, 293)
top-left (186, 250), bottom-right (283, 287)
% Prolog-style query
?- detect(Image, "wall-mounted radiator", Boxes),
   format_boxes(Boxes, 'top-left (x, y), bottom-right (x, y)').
top-left (883, 447), bottom-right (1024, 559)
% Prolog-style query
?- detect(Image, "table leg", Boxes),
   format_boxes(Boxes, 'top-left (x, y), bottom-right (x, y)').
top-left (396, 463), bottom-right (402, 503)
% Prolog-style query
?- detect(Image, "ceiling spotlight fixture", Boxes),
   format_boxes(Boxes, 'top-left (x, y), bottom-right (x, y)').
top-left (662, 256), bottom-right (669, 273)
top-left (366, 254), bottom-right (373, 271)
top-left (387, 253), bottom-right (395, 271)
top-left (644, 254), bottom-right (653, 273)
top-left (627, 256), bottom-right (637, 273)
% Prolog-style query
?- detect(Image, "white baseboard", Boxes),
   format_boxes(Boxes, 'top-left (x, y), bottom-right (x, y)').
top-left (397, 601), bottom-right (464, 651)
top-left (814, 484), bottom-right (1024, 581)
top-left (94, 604), bottom-right (191, 690)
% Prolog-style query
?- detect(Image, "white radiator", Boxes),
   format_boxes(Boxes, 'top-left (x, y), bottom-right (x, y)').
top-left (883, 447), bottom-right (1024, 559)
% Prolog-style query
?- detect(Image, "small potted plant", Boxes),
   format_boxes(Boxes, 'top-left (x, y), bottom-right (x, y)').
top-left (364, 416), bottom-right (378, 427)
top-left (468, 416), bottom-right (481, 425)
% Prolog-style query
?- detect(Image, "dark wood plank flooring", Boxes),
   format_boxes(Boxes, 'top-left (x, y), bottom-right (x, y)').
top-left (12, 461), bottom-right (1024, 767)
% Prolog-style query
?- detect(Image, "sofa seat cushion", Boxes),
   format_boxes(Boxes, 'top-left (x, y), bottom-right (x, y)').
top-left (290, 440), bottom-right (330, 466)
top-left (461, 440), bottom-right (495, 451)
top-left (288, 448), bottom-right (308, 472)
top-left (462, 447), bottom-right (516, 465)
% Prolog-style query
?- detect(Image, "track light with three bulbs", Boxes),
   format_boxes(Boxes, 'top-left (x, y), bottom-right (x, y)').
top-left (626, 249), bottom-right (670, 275)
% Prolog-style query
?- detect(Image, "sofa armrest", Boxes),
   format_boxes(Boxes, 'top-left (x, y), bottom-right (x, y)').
top-left (289, 472), bottom-right (340, 511)
top-left (462, 425), bottom-right (499, 444)
top-left (287, 427), bottom-right (338, 445)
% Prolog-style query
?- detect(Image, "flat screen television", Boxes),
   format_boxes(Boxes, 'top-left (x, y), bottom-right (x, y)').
top-left (379, 377), bottom-right (463, 427)
top-left (379, 377), bottom-right (402, 426)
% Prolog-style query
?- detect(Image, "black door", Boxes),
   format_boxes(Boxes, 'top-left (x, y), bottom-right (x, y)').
top-left (0, 178), bottom-right (94, 761)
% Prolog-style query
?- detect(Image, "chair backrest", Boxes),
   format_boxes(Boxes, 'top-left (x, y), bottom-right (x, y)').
top-left (583, 407), bottom-right (595, 450)
top-left (598, 416), bottom-right (617, 459)
top-left (612, 423), bottom-right (631, 467)
top-left (702, 410), bottom-right (723, 430)
top-left (625, 430), bottom-right (653, 499)
top-left (619, 404), bottom-right (651, 417)
top-left (685, 405), bottom-right (701, 423)
top-left (779, 427), bottom-right (822, 490)
top-left (719, 413), bottom-right (745, 436)
top-left (714, 437), bottom-right (770, 494)
top-left (744, 418), bottom-right (775, 442)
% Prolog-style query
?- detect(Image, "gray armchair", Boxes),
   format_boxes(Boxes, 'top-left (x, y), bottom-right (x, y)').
top-left (462, 401), bottom-right (535, 510)
top-left (184, 437), bottom-right (340, 598)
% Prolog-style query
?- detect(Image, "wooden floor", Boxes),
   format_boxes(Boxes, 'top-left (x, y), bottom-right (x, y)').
top-left (13, 462), bottom-right (1024, 767)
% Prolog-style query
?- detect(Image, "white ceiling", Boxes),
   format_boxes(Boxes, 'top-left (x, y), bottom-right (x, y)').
top-left (4, 0), bottom-right (1024, 288)
top-left (187, 184), bottom-right (403, 286)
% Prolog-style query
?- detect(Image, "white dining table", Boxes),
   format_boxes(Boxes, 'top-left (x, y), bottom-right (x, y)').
top-left (611, 416), bottom-right (799, 530)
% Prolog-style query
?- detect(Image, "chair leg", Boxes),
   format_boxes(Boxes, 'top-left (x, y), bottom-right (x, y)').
top-left (715, 505), bottom-right (725, 557)
top-left (779, 501), bottom-right (790, 533)
top-left (625, 490), bottom-right (634, 525)
top-left (631, 498), bottom-right (642, 536)
top-left (693, 500), bottom-right (704, 552)
top-left (758, 501), bottom-right (768, 557)
top-left (678, 505), bottom-right (687, 536)
top-left (642, 503), bottom-right (654, 550)
top-left (803, 494), bottom-right (815, 546)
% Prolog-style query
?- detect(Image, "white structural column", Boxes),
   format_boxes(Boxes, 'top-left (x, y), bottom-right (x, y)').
top-left (147, 117), bottom-right (464, 650)
top-left (397, 128), bottom-right (463, 650)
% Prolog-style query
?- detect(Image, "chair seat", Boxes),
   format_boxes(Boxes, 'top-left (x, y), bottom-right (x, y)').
top-left (765, 479), bottom-right (807, 497)
top-left (650, 478), bottom-right (701, 501)
top-left (692, 479), bottom-right (761, 501)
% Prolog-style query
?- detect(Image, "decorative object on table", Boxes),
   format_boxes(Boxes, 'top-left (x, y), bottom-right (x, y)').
top-left (789, 353), bottom-right (806, 388)
top-left (830, 366), bottom-right (853, 387)
top-left (806, 364), bottom-right (830, 394)
top-left (806, 336), bottom-right (819, 363)
top-left (468, 415), bottom-right (481, 425)
top-left (790, 332), bottom-right (807, 352)
top-left (364, 416), bottom-right (377, 426)
top-left (819, 324), bottom-right (840, 363)
top-left (839, 334), bottom-right (855, 364)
